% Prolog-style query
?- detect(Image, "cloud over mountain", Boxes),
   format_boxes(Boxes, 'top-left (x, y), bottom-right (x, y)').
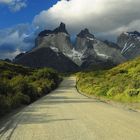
top-left (33, 0), bottom-right (140, 40)
top-left (1, 0), bottom-right (140, 59)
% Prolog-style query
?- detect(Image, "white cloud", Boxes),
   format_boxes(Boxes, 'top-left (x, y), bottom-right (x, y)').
top-left (98, 19), bottom-right (140, 41)
top-left (0, 0), bottom-right (27, 12)
top-left (33, 0), bottom-right (140, 40)
top-left (0, 0), bottom-right (13, 4)
top-left (1, 0), bottom-right (140, 59)
top-left (0, 24), bottom-right (34, 59)
top-left (0, 48), bottom-right (22, 59)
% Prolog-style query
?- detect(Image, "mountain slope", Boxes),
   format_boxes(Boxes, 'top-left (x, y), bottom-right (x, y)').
top-left (14, 47), bottom-right (79, 72)
top-left (0, 60), bottom-right (32, 78)
top-left (77, 57), bottom-right (140, 102)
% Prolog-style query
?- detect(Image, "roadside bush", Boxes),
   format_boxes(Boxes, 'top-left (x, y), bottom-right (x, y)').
top-left (125, 89), bottom-right (140, 97)
top-left (33, 68), bottom-right (61, 85)
top-left (0, 80), bottom-right (11, 95)
top-left (0, 61), bottom-right (61, 116)
top-left (77, 57), bottom-right (140, 103)
top-left (11, 76), bottom-right (38, 102)
top-left (0, 95), bottom-right (10, 115)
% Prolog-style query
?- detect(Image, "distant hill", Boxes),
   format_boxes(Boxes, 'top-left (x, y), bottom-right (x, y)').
top-left (0, 60), bottom-right (32, 78)
top-left (77, 57), bottom-right (140, 103)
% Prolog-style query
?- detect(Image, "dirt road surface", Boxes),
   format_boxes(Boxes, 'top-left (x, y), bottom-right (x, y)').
top-left (0, 77), bottom-right (140, 140)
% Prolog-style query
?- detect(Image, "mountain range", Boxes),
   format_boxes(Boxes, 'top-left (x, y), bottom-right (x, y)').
top-left (14, 23), bottom-right (140, 72)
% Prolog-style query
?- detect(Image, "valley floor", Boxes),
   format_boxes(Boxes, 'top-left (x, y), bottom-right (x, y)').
top-left (0, 77), bottom-right (140, 140)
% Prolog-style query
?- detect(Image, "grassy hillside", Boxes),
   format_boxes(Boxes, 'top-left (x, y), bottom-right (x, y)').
top-left (0, 61), bottom-right (62, 116)
top-left (77, 57), bottom-right (140, 103)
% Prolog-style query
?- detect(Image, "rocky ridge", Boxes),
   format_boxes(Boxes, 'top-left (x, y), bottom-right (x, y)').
top-left (117, 31), bottom-right (140, 59)
top-left (14, 23), bottom-right (140, 72)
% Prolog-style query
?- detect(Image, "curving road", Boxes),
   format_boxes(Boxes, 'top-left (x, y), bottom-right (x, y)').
top-left (0, 77), bottom-right (140, 140)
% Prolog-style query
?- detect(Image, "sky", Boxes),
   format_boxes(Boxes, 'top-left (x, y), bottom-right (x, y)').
top-left (0, 0), bottom-right (140, 59)
top-left (0, 0), bottom-right (58, 29)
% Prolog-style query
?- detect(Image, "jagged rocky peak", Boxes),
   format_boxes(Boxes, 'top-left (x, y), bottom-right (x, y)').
top-left (117, 31), bottom-right (140, 60)
top-left (75, 28), bottom-right (95, 52)
top-left (117, 30), bottom-right (140, 48)
top-left (118, 31), bottom-right (140, 41)
top-left (75, 28), bottom-right (126, 68)
top-left (77, 28), bottom-right (94, 39)
top-left (126, 31), bottom-right (140, 37)
top-left (53, 22), bottom-right (68, 34)
top-left (38, 22), bottom-right (68, 37)
top-left (35, 22), bottom-right (73, 56)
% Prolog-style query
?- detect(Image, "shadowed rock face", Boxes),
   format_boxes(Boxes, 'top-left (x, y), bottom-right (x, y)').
top-left (38, 22), bottom-right (69, 37)
top-left (77, 28), bottom-right (94, 38)
top-left (117, 31), bottom-right (140, 60)
top-left (14, 47), bottom-right (80, 73)
top-left (104, 40), bottom-right (121, 50)
top-left (36, 23), bottom-right (72, 55)
top-left (14, 23), bottom-right (129, 72)
top-left (75, 29), bottom-right (126, 69)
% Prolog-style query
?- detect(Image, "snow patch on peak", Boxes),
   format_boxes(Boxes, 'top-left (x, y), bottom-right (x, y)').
top-left (63, 48), bottom-right (84, 66)
top-left (71, 48), bottom-right (83, 59)
top-left (50, 46), bottom-right (59, 53)
top-left (123, 32), bottom-right (129, 36)
top-left (66, 48), bottom-right (83, 60)
top-left (86, 37), bottom-right (94, 41)
top-left (94, 48), bottom-right (111, 59)
top-left (121, 42), bottom-right (136, 54)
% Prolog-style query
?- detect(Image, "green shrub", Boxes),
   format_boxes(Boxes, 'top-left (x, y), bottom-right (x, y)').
top-left (125, 89), bottom-right (140, 97)
top-left (0, 80), bottom-right (12, 95)
top-left (10, 76), bottom-right (38, 102)
top-left (77, 57), bottom-right (140, 103)
top-left (0, 60), bottom-right (61, 116)
top-left (0, 95), bottom-right (10, 115)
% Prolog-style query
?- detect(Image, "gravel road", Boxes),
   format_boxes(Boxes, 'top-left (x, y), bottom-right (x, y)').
top-left (0, 77), bottom-right (140, 140)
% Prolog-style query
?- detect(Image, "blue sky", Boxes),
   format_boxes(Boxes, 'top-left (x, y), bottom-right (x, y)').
top-left (0, 0), bottom-right (58, 29)
top-left (0, 0), bottom-right (140, 59)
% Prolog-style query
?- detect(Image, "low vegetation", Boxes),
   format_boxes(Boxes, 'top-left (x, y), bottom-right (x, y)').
top-left (77, 57), bottom-right (140, 103)
top-left (0, 61), bottom-right (62, 116)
